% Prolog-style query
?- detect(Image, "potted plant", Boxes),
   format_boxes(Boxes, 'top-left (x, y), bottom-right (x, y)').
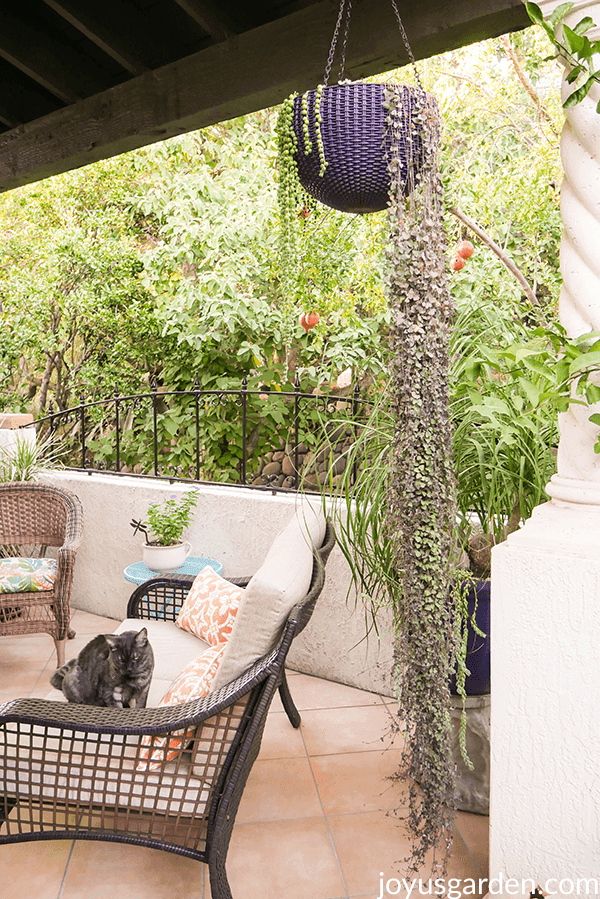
top-left (289, 71), bottom-right (461, 870)
top-left (275, 0), bottom-right (432, 312)
top-left (286, 82), bottom-right (427, 214)
top-left (276, 83), bottom-right (429, 301)
top-left (275, 0), bottom-right (460, 870)
top-left (447, 302), bottom-right (561, 700)
top-left (130, 490), bottom-right (198, 572)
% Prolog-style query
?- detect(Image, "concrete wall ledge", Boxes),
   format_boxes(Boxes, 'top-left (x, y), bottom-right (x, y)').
top-left (42, 470), bottom-right (394, 696)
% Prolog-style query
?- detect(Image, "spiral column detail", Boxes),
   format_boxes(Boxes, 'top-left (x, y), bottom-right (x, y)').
top-left (537, 1), bottom-right (600, 502)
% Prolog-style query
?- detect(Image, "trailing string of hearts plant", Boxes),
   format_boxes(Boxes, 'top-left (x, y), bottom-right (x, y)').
top-left (276, 0), bottom-right (467, 878)
top-left (384, 83), bottom-right (462, 877)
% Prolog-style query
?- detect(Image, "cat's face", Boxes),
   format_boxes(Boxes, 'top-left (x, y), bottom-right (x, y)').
top-left (105, 629), bottom-right (150, 675)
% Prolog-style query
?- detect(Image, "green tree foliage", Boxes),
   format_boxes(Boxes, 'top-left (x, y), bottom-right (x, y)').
top-left (430, 32), bottom-right (565, 557)
top-left (0, 159), bottom-right (163, 414)
top-left (130, 118), bottom-right (283, 391)
top-left (434, 30), bottom-right (563, 308)
top-left (116, 115), bottom-right (390, 480)
top-left (0, 28), bottom-right (567, 486)
top-left (129, 114), bottom-right (389, 394)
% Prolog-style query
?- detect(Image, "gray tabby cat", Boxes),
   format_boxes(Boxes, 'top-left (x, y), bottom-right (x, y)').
top-left (50, 629), bottom-right (154, 708)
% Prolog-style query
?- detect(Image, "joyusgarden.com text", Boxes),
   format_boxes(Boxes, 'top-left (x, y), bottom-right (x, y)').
top-left (377, 873), bottom-right (600, 897)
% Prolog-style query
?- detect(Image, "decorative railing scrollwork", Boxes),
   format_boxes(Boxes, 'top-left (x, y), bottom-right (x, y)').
top-left (25, 379), bottom-right (366, 494)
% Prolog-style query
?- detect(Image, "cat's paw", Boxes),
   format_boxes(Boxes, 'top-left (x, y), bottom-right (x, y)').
top-left (112, 687), bottom-right (124, 707)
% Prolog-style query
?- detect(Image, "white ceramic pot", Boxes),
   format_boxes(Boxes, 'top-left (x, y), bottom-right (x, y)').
top-left (142, 541), bottom-right (192, 572)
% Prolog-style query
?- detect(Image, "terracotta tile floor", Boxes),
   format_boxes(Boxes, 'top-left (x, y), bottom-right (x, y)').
top-left (0, 609), bottom-right (489, 899)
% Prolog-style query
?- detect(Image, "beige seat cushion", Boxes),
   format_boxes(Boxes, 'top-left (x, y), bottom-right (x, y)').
top-left (212, 498), bottom-right (326, 691)
top-left (115, 619), bottom-right (211, 687)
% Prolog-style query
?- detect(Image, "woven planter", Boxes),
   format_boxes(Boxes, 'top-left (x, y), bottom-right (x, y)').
top-left (292, 83), bottom-right (426, 214)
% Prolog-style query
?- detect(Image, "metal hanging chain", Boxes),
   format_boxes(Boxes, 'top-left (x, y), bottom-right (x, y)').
top-left (323, 0), bottom-right (347, 87)
top-left (338, 0), bottom-right (353, 83)
top-left (323, 0), bottom-right (423, 88)
top-left (389, 0), bottom-right (423, 89)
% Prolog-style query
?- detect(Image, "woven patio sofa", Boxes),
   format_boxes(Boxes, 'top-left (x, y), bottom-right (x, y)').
top-left (0, 503), bottom-right (335, 899)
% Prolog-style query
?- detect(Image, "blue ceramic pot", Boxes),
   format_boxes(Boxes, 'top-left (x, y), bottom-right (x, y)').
top-left (450, 579), bottom-right (491, 696)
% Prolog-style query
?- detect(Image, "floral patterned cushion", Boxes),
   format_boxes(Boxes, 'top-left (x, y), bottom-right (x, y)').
top-left (0, 557), bottom-right (58, 594)
top-left (137, 643), bottom-right (226, 771)
top-left (176, 566), bottom-right (242, 646)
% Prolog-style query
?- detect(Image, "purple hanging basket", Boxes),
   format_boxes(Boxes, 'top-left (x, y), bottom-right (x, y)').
top-left (292, 82), bottom-right (426, 215)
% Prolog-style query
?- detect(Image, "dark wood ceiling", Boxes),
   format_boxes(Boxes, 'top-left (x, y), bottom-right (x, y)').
top-left (0, 0), bottom-right (530, 193)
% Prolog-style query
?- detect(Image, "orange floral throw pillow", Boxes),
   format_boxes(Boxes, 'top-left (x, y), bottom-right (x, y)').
top-left (176, 566), bottom-right (243, 646)
top-left (137, 643), bottom-right (226, 771)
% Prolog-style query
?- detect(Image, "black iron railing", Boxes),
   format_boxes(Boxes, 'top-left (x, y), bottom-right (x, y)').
top-left (28, 376), bottom-right (365, 491)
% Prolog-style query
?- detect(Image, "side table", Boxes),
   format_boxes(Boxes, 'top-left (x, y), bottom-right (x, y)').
top-left (123, 556), bottom-right (223, 586)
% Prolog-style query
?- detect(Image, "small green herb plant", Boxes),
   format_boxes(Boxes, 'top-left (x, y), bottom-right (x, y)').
top-left (131, 491), bottom-right (198, 546)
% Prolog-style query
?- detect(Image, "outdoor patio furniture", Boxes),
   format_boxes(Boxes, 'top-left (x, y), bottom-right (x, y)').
top-left (0, 482), bottom-right (83, 667)
top-left (0, 511), bottom-right (335, 899)
top-left (123, 554), bottom-right (223, 586)
top-left (127, 569), bottom-right (303, 728)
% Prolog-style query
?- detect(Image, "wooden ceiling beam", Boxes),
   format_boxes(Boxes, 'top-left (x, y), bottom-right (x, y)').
top-left (0, 0), bottom-right (530, 193)
top-left (0, 108), bottom-right (20, 130)
top-left (40, 0), bottom-right (148, 76)
top-left (172, 0), bottom-right (237, 42)
top-left (0, 8), bottom-right (117, 104)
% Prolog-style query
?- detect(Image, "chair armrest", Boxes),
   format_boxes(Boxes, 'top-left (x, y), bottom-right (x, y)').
top-left (0, 643), bottom-right (279, 739)
top-left (58, 532), bottom-right (83, 554)
top-left (226, 576), bottom-right (251, 588)
top-left (59, 487), bottom-right (84, 554)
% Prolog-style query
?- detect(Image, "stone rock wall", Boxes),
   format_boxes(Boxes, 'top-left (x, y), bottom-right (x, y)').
top-left (250, 423), bottom-right (357, 491)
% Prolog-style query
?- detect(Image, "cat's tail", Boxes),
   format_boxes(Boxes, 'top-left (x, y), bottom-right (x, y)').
top-left (50, 663), bottom-right (71, 691)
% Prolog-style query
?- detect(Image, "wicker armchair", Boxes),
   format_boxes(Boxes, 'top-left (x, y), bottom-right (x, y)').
top-left (0, 482), bottom-right (83, 667)
top-left (0, 521), bottom-right (335, 899)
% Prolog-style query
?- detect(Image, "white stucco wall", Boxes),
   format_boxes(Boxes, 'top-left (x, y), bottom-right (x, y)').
top-left (491, 502), bottom-right (600, 889)
top-left (43, 470), bottom-right (394, 696)
top-left (488, 2), bottom-right (600, 890)
top-left (0, 427), bottom-right (36, 455)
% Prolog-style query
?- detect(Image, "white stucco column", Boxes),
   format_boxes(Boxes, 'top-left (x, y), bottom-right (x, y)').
top-left (490, 4), bottom-right (600, 892)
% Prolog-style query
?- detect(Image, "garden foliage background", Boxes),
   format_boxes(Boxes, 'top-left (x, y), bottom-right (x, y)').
top-left (0, 29), bottom-right (566, 492)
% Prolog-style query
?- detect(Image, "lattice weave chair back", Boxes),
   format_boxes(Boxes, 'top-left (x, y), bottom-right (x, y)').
top-left (0, 482), bottom-right (83, 666)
